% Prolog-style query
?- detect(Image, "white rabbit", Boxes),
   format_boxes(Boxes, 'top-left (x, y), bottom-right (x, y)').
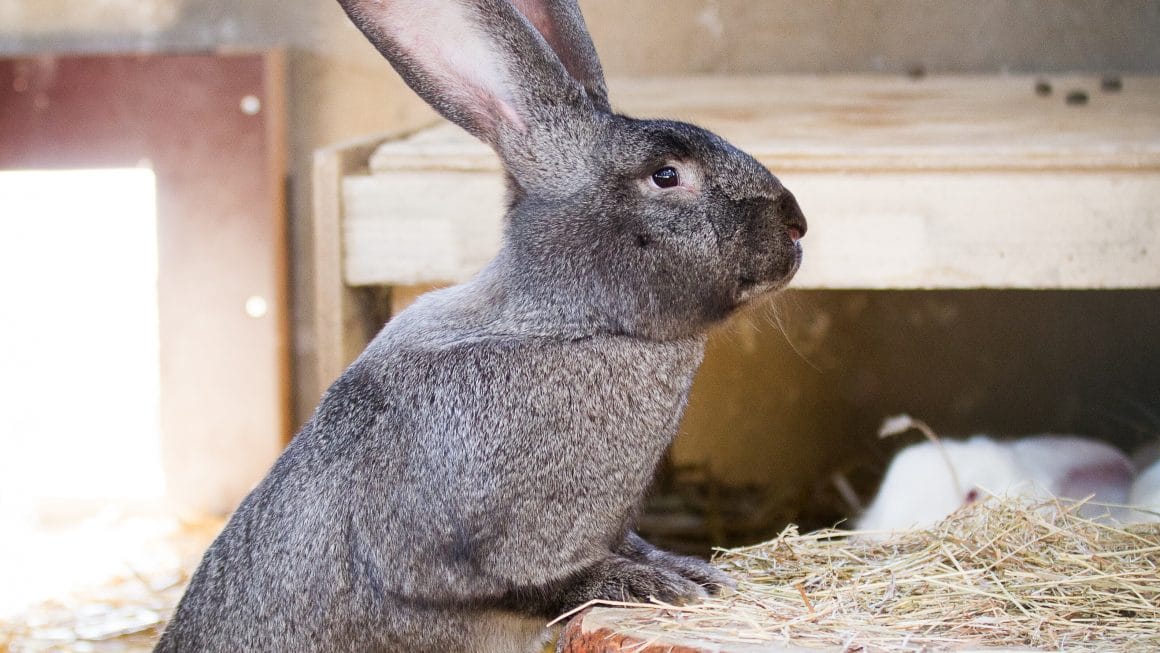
top-left (858, 434), bottom-right (1135, 535)
top-left (1128, 458), bottom-right (1160, 523)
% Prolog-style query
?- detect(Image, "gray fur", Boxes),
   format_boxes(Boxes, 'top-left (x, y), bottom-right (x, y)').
top-left (156, 1), bottom-right (805, 651)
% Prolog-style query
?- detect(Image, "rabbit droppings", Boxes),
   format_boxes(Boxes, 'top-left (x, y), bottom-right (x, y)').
top-left (155, 1), bottom-right (806, 652)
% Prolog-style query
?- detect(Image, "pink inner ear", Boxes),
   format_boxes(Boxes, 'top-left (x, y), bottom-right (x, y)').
top-left (1011, 436), bottom-right (1135, 504)
top-left (509, 0), bottom-right (567, 73)
top-left (448, 73), bottom-right (526, 136)
top-left (508, 0), bottom-right (601, 105)
top-left (378, 0), bottom-right (527, 136)
top-left (509, 0), bottom-right (555, 42)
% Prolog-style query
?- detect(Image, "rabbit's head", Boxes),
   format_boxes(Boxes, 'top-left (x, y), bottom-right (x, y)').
top-left (339, 0), bottom-right (806, 339)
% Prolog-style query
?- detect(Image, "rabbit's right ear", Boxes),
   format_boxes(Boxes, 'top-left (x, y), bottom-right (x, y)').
top-left (337, 0), bottom-right (601, 157)
top-left (508, 0), bottom-right (610, 112)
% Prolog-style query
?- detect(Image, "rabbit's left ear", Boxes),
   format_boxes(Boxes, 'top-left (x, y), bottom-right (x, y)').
top-left (337, 0), bottom-right (604, 160)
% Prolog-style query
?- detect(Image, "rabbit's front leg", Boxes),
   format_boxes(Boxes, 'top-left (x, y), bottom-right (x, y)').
top-left (617, 531), bottom-right (736, 595)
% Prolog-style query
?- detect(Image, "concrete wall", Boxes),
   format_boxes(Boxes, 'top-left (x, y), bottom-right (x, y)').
top-left (3, 2), bottom-right (1159, 522)
top-left (586, 1), bottom-right (1160, 75)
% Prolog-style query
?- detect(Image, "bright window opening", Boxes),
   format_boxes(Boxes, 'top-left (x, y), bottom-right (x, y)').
top-left (0, 168), bottom-right (169, 616)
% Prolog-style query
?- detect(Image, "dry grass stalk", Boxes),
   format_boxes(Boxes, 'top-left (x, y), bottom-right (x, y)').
top-left (600, 496), bottom-right (1160, 652)
top-left (5, 501), bottom-right (1157, 652)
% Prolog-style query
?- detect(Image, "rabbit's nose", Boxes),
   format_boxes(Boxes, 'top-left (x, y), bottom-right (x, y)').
top-left (777, 191), bottom-right (807, 241)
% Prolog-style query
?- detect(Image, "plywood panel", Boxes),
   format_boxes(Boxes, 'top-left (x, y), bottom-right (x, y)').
top-left (0, 53), bottom-right (290, 517)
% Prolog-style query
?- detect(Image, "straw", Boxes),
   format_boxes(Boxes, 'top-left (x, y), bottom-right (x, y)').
top-left (589, 496), bottom-right (1160, 652)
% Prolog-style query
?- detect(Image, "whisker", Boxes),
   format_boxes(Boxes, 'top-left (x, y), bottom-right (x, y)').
top-left (761, 293), bottom-right (822, 373)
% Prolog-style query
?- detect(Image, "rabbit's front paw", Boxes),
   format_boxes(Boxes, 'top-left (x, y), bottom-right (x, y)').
top-left (649, 551), bottom-right (736, 596)
top-left (619, 532), bottom-right (736, 595)
top-left (609, 558), bottom-right (709, 605)
top-left (565, 556), bottom-right (708, 607)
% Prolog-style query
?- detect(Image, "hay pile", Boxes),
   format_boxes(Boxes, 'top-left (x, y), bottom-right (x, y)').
top-left (577, 497), bottom-right (1160, 652)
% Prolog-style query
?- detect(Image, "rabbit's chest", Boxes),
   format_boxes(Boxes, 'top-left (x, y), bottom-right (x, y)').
top-left (401, 332), bottom-right (700, 459)
top-left (500, 335), bottom-right (708, 494)
top-left (573, 336), bottom-right (704, 445)
top-left (457, 335), bottom-right (707, 569)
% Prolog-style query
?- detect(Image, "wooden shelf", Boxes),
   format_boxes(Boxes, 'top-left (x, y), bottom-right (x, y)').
top-left (314, 74), bottom-right (1160, 392)
top-left (341, 75), bottom-right (1160, 290)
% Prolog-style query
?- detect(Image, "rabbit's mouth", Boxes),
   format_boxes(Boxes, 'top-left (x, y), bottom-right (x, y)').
top-left (734, 245), bottom-right (803, 304)
top-left (735, 277), bottom-right (782, 304)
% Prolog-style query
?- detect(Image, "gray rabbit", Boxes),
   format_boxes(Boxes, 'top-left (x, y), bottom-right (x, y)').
top-left (155, 0), bottom-right (805, 651)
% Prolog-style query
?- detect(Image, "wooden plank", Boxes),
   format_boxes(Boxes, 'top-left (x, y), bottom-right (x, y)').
top-left (311, 125), bottom-right (439, 398)
top-left (263, 49), bottom-right (291, 447)
top-left (369, 75), bottom-right (1160, 174)
top-left (340, 168), bottom-right (1160, 290)
top-left (559, 607), bottom-right (1032, 652)
top-left (783, 171), bottom-right (1160, 289)
top-left (342, 172), bottom-right (506, 286)
top-left (312, 135), bottom-right (385, 399)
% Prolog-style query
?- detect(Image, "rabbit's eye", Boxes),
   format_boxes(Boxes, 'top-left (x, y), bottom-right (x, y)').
top-left (651, 166), bottom-right (680, 188)
top-left (965, 488), bottom-right (980, 504)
